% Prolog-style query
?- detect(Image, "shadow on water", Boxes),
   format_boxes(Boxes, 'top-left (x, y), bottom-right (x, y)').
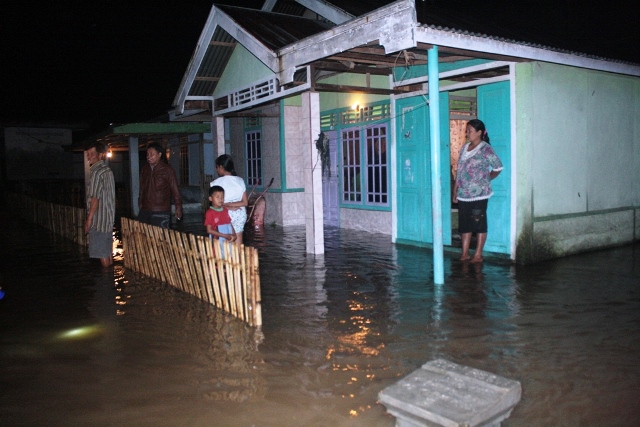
top-left (1, 211), bottom-right (639, 426)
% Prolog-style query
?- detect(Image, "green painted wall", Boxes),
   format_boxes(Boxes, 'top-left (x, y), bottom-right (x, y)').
top-left (214, 45), bottom-right (273, 96)
top-left (516, 61), bottom-right (640, 218)
top-left (318, 73), bottom-right (389, 110)
top-left (515, 61), bottom-right (640, 262)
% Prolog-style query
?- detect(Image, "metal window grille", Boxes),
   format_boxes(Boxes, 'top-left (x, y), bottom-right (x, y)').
top-left (341, 128), bottom-right (361, 203)
top-left (245, 131), bottom-right (262, 186)
top-left (179, 145), bottom-right (189, 185)
top-left (365, 125), bottom-right (388, 205)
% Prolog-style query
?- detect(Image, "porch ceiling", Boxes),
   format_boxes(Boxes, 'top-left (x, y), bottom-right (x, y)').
top-left (72, 122), bottom-right (211, 152)
top-left (307, 40), bottom-right (514, 94)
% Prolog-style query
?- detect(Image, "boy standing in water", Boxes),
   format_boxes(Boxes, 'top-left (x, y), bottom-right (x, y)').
top-left (204, 185), bottom-right (236, 244)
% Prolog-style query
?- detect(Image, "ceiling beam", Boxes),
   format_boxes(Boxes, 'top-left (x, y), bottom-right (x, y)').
top-left (312, 82), bottom-right (410, 95)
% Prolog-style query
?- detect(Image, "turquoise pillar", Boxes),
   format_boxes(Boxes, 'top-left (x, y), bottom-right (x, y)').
top-left (428, 46), bottom-right (444, 284)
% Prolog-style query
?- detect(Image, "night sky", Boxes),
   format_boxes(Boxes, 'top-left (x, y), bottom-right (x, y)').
top-left (1, 1), bottom-right (638, 132)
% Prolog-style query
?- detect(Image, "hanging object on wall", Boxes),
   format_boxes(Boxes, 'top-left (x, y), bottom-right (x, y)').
top-left (315, 132), bottom-right (330, 178)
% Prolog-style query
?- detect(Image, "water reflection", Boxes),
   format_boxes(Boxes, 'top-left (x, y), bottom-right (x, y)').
top-left (1, 212), bottom-right (639, 426)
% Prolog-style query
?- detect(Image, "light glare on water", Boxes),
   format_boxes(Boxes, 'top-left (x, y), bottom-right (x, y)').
top-left (0, 214), bottom-right (639, 426)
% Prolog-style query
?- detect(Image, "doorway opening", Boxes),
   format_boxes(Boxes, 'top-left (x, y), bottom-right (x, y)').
top-left (448, 90), bottom-right (478, 248)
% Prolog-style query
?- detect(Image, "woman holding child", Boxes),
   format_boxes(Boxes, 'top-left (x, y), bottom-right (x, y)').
top-left (210, 154), bottom-right (248, 245)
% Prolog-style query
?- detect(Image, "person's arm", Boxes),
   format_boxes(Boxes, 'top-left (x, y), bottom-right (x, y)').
top-left (206, 224), bottom-right (236, 241)
top-left (168, 167), bottom-right (183, 219)
top-left (229, 224), bottom-right (237, 242)
top-left (489, 170), bottom-right (501, 180)
top-left (85, 197), bottom-right (99, 234)
top-left (452, 181), bottom-right (458, 204)
top-left (224, 191), bottom-right (248, 210)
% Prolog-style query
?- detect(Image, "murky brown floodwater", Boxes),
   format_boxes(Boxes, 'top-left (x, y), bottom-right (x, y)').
top-left (1, 210), bottom-right (639, 426)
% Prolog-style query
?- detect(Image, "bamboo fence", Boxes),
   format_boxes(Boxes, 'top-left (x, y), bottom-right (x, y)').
top-left (120, 217), bottom-right (262, 327)
top-left (4, 192), bottom-right (87, 246)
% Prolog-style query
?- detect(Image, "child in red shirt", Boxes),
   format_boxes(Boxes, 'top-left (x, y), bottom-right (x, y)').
top-left (205, 185), bottom-right (237, 243)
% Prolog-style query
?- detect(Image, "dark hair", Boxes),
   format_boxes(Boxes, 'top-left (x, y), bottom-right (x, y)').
top-left (215, 154), bottom-right (237, 176)
top-left (209, 185), bottom-right (225, 196)
top-left (467, 119), bottom-right (490, 144)
top-left (147, 142), bottom-right (165, 156)
top-left (86, 141), bottom-right (107, 154)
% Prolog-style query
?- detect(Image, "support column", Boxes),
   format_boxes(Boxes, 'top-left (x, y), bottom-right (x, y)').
top-left (214, 116), bottom-right (225, 156)
top-left (428, 46), bottom-right (444, 285)
top-left (129, 136), bottom-right (140, 217)
top-left (301, 91), bottom-right (324, 255)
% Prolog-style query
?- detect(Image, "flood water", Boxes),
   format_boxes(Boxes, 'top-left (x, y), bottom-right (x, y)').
top-left (1, 210), bottom-right (639, 426)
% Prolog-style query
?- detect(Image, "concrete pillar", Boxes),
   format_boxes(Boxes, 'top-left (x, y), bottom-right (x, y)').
top-left (301, 91), bottom-right (324, 255)
top-left (129, 136), bottom-right (140, 217)
top-left (214, 116), bottom-right (225, 156)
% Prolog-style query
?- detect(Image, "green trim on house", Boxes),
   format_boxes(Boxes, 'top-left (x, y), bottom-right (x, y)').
top-left (534, 206), bottom-right (639, 223)
top-left (112, 123), bottom-right (211, 134)
top-left (321, 100), bottom-right (393, 213)
top-left (268, 188), bottom-right (304, 193)
top-left (279, 99), bottom-right (287, 190)
top-left (393, 58), bottom-right (493, 81)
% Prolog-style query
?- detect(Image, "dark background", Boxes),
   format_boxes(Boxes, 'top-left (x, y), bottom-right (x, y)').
top-left (1, 1), bottom-right (638, 132)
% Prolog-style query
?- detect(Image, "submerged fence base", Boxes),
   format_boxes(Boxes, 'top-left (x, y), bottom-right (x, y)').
top-left (5, 192), bottom-right (86, 246)
top-left (121, 217), bottom-right (262, 327)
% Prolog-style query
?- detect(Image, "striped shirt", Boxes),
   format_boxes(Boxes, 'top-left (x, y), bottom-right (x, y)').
top-left (87, 160), bottom-right (115, 233)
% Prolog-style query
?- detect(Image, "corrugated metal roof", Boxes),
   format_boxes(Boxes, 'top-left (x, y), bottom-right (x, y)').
top-left (188, 27), bottom-right (236, 97)
top-left (325, 0), bottom-right (638, 65)
top-left (177, 0), bottom-right (637, 115)
top-left (185, 5), bottom-right (334, 99)
top-left (218, 5), bottom-right (334, 51)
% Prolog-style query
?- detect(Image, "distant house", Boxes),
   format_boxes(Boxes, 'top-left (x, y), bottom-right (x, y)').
top-left (170, 0), bottom-right (640, 263)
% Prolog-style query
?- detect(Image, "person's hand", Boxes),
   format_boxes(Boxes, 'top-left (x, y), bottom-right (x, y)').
top-left (452, 194), bottom-right (458, 203)
top-left (84, 217), bottom-right (92, 234)
top-left (175, 206), bottom-right (183, 221)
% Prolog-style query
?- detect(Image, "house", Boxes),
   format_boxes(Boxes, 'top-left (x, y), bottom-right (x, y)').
top-left (170, 0), bottom-right (640, 263)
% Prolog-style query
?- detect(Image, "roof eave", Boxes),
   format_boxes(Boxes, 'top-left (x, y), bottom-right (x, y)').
top-left (294, 0), bottom-right (354, 24)
top-left (172, 5), bottom-right (279, 117)
top-left (414, 26), bottom-right (640, 77)
top-left (277, 0), bottom-right (417, 85)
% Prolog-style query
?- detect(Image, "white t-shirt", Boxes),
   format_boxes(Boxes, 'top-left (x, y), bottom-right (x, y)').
top-left (210, 175), bottom-right (246, 203)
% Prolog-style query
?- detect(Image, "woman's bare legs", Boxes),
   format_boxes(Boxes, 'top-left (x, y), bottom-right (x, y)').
top-left (460, 232), bottom-right (472, 261)
top-left (471, 232), bottom-right (487, 263)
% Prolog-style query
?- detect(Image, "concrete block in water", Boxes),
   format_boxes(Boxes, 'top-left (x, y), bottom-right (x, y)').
top-left (378, 359), bottom-right (521, 427)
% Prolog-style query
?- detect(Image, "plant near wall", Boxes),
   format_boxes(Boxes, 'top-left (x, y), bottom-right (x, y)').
top-left (315, 132), bottom-right (330, 178)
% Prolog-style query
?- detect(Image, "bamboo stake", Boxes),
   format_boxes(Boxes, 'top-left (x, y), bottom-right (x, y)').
top-left (153, 225), bottom-right (171, 285)
top-left (208, 237), bottom-right (223, 308)
top-left (200, 236), bottom-right (216, 305)
top-left (224, 240), bottom-right (238, 318)
top-left (164, 228), bottom-right (182, 291)
top-left (239, 244), bottom-right (248, 323)
top-left (252, 249), bottom-right (262, 327)
top-left (213, 238), bottom-right (231, 313)
top-left (180, 232), bottom-right (199, 297)
top-left (233, 243), bottom-right (245, 322)
top-left (188, 234), bottom-right (206, 301)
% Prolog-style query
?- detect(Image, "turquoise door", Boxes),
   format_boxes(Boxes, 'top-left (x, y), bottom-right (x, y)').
top-left (478, 81), bottom-right (511, 254)
top-left (396, 94), bottom-right (451, 245)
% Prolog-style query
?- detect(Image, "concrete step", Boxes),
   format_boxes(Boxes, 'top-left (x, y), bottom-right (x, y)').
top-left (379, 359), bottom-right (521, 427)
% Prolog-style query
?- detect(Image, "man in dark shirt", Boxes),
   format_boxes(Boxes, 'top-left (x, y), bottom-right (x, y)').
top-left (138, 143), bottom-right (182, 229)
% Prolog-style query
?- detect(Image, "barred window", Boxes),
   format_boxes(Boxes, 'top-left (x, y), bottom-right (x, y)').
top-left (365, 126), bottom-right (388, 205)
top-left (245, 131), bottom-right (262, 186)
top-left (179, 145), bottom-right (189, 185)
top-left (341, 128), bottom-right (361, 203)
top-left (340, 124), bottom-right (388, 207)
